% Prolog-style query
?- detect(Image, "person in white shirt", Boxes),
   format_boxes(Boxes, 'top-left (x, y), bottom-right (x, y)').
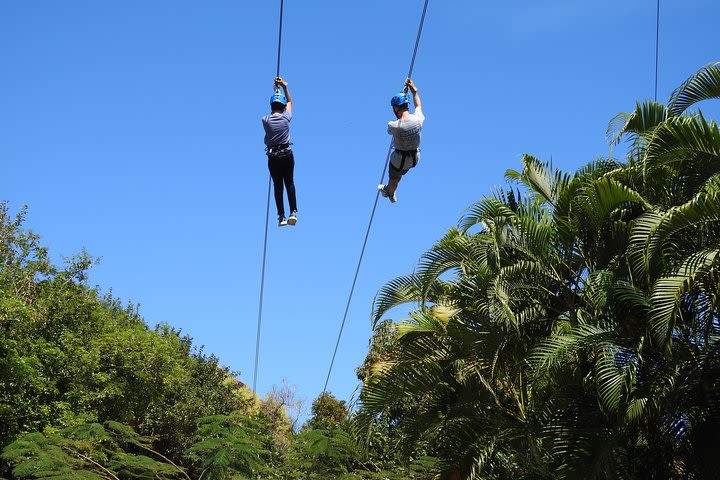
top-left (379, 78), bottom-right (424, 203)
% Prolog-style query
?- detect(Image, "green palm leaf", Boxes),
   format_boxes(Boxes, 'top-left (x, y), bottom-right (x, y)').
top-left (669, 61), bottom-right (720, 116)
top-left (644, 114), bottom-right (720, 167)
top-left (648, 248), bottom-right (720, 344)
top-left (631, 190), bottom-right (720, 280)
top-left (459, 195), bottom-right (517, 234)
top-left (607, 100), bottom-right (669, 146)
top-left (505, 154), bottom-right (571, 207)
top-left (573, 176), bottom-right (649, 232)
top-left (595, 340), bottom-right (642, 415)
top-left (530, 324), bottom-right (612, 372)
top-left (371, 274), bottom-right (427, 326)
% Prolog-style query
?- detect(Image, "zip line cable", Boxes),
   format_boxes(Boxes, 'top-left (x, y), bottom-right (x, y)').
top-left (323, 0), bottom-right (431, 393)
top-left (654, 0), bottom-right (660, 101)
top-left (276, 0), bottom-right (284, 79)
top-left (322, 143), bottom-right (392, 393)
top-left (407, 0), bottom-right (430, 80)
top-left (253, 178), bottom-right (271, 393)
top-left (254, 0), bottom-right (285, 394)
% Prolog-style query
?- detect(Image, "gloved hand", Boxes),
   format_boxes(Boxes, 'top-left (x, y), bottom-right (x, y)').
top-left (405, 78), bottom-right (418, 93)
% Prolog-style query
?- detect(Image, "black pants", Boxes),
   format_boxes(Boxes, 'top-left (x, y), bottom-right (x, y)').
top-left (267, 150), bottom-right (297, 216)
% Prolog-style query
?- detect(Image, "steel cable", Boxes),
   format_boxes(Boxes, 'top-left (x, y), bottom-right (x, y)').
top-left (654, 0), bottom-right (660, 101)
top-left (323, 0), bottom-right (431, 393)
top-left (253, 177), bottom-right (272, 393)
top-left (276, 0), bottom-right (284, 79)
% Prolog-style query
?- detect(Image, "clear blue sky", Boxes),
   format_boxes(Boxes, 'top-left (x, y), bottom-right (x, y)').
top-left (2, 0), bottom-right (719, 413)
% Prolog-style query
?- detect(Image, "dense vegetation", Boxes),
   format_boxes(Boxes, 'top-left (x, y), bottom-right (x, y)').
top-left (0, 204), bottom-right (433, 479)
top-left (356, 62), bottom-right (720, 479)
top-left (2, 62), bottom-right (719, 479)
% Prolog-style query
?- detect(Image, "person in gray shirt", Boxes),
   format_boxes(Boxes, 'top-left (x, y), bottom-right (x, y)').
top-left (379, 78), bottom-right (424, 203)
top-left (262, 76), bottom-right (298, 227)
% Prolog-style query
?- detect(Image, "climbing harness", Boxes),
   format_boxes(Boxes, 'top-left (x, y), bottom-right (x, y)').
top-left (266, 143), bottom-right (293, 158)
top-left (390, 150), bottom-right (419, 173)
top-left (323, 0), bottom-right (430, 393)
top-left (254, 0), bottom-right (285, 394)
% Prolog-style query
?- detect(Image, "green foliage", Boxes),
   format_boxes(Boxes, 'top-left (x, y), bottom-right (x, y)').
top-left (357, 62), bottom-right (720, 479)
top-left (0, 202), bottom-right (425, 478)
top-left (288, 427), bottom-right (359, 478)
top-left (306, 393), bottom-right (349, 430)
top-left (1, 422), bottom-right (184, 480)
top-left (189, 414), bottom-right (269, 479)
top-left (669, 61), bottom-right (720, 115)
top-left (0, 202), bottom-right (259, 478)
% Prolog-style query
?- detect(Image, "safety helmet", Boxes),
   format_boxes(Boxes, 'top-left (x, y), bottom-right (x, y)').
top-left (390, 92), bottom-right (410, 107)
top-left (270, 91), bottom-right (287, 106)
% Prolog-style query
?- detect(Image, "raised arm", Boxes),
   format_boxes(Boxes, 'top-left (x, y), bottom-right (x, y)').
top-left (275, 77), bottom-right (292, 114)
top-left (405, 78), bottom-right (421, 112)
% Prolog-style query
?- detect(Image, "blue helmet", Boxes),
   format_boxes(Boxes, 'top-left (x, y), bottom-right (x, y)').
top-left (391, 92), bottom-right (410, 107)
top-left (270, 91), bottom-right (287, 106)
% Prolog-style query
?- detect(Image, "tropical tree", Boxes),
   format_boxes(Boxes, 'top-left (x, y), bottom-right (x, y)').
top-left (0, 204), bottom-right (266, 478)
top-left (356, 62), bottom-right (720, 479)
top-left (2, 415), bottom-right (273, 480)
top-left (189, 413), bottom-right (270, 479)
top-left (2, 421), bottom-right (186, 480)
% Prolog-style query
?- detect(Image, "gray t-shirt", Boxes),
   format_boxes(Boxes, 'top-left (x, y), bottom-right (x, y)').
top-left (387, 110), bottom-right (425, 150)
top-left (262, 110), bottom-right (292, 146)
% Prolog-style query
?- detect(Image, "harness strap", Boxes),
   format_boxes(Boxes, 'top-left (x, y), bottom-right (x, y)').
top-left (391, 149), bottom-right (418, 171)
top-left (266, 143), bottom-right (292, 154)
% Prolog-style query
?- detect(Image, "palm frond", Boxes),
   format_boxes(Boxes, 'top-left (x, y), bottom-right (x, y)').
top-left (595, 340), bottom-right (642, 415)
top-left (459, 195), bottom-right (516, 234)
top-left (669, 61), bottom-right (720, 116)
top-left (644, 114), bottom-right (720, 168)
top-left (530, 324), bottom-right (613, 372)
top-left (631, 190), bottom-right (720, 279)
top-left (505, 154), bottom-right (571, 207)
top-left (648, 248), bottom-right (720, 345)
top-left (607, 100), bottom-right (669, 146)
top-left (574, 176), bottom-right (650, 232)
top-left (371, 274), bottom-right (426, 326)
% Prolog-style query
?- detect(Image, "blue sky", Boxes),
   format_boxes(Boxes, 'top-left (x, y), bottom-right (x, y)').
top-left (2, 0), bottom-right (719, 415)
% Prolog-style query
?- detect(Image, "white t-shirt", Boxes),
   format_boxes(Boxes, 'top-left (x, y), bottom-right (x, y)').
top-left (387, 110), bottom-right (425, 150)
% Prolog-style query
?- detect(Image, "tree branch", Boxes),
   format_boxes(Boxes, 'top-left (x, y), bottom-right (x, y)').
top-left (197, 467), bottom-right (210, 480)
top-left (75, 452), bottom-right (121, 480)
top-left (137, 445), bottom-right (192, 480)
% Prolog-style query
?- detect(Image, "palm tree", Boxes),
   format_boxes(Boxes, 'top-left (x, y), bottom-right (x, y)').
top-left (356, 62), bottom-right (720, 480)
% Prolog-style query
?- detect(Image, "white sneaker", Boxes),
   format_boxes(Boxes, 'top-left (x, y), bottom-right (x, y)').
top-left (287, 211), bottom-right (297, 226)
top-left (278, 215), bottom-right (288, 227)
top-left (378, 185), bottom-right (397, 203)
